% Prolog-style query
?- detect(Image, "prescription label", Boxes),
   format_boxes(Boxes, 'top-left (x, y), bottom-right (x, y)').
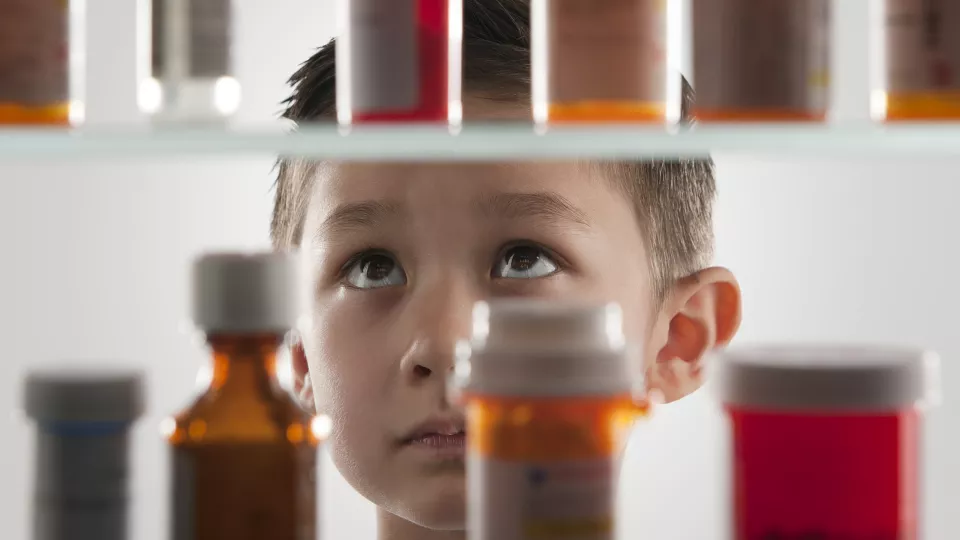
top-left (468, 455), bottom-right (616, 540)
top-left (886, 0), bottom-right (960, 92)
top-left (693, 0), bottom-right (830, 113)
top-left (548, 0), bottom-right (666, 104)
top-left (0, 0), bottom-right (68, 105)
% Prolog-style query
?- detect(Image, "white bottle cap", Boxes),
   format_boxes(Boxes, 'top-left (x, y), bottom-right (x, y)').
top-left (192, 252), bottom-right (302, 334)
top-left (24, 370), bottom-right (145, 424)
top-left (454, 300), bottom-right (638, 397)
top-left (713, 345), bottom-right (940, 412)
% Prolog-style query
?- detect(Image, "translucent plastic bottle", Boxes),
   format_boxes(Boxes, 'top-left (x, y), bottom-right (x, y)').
top-left (0, 0), bottom-right (71, 125)
top-left (336, 0), bottom-right (461, 126)
top-left (884, 0), bottom-right (960, 120)
top-left (142, 0), bottom-right (240, 123)
top-left (714, 345), bottom-right (939, 540)
top-left (167, 253), bottom-right (320, 540)
top-left (451, 300), bottom-right (648, 540)
top-left (532, 0), bottom-right (668, 124)
top-left (24, 370), bottom-right (145, 540)
top-left (692, 0), bottom-right (831, 122)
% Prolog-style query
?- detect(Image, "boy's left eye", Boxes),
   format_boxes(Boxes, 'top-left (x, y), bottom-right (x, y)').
top-left (493, 245), bottom-right (560, 280)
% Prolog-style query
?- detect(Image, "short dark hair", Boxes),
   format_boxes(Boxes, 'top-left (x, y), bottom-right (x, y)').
top-left (272, 0), bottom-right (715, 299)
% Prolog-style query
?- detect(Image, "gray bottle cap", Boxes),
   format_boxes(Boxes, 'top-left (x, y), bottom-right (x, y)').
top-left (713, 345), bottom-right (940, 412)
top-left (191, 251), bottom-right (303, 334)
top-left (24, 370), bottom-right (145, 424)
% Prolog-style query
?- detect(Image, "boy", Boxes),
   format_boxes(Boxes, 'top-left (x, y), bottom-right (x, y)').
top-left (272, 1), bottom-right (741, 538)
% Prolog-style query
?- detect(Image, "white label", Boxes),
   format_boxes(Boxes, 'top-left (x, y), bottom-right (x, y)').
top-left (887, 0), bottom-right (960, 92)
top-left (468, 455), bottom-right (616, 540)
top-left (0, 0), bottom-right (68, 104)
top-left (349, 0), bottom-right (419, 114)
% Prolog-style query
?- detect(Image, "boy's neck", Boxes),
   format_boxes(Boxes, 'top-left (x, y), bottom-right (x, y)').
top-left (377, 509), bottom-right (466, 540)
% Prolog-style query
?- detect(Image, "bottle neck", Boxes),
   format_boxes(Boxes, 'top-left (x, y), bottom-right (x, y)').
top-left (206, 333), bottom-right (284, 391)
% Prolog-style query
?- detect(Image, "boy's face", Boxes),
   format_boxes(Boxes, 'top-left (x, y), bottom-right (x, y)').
top-left (297, 159), bottom-right (659, 528)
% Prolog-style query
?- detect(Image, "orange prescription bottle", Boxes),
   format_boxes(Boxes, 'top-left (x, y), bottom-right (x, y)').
top-left (714, 346), bottom-right (939, 540)
top-left (0, 0), bottom-right (71, 125)
top-left (884, 0), bottom-right (960, 120)
top-left (532, 0), bottom-right (668, 124)
top-left (166, 253), bottom-right (320, 540)
top-left (451, 300), bottom-right (648, 540)
top-left (692, 0), bottom-right (831, 122)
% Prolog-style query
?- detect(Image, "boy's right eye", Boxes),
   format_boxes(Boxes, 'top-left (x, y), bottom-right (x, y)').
top-left (343, 252), bottom-right (407, 289)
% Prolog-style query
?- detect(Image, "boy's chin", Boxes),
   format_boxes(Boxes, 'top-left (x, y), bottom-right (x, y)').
top-left (388, 474), bottom-right (467, 530)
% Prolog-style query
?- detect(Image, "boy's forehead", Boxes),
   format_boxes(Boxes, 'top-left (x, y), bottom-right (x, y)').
top-left (311, 161), bottom-right (609, 209)
top-left (303, 161), bottom-right (634, 240)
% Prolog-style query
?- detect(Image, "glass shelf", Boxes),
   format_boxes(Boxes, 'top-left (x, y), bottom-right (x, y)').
top-left (2, 123), bottom-right (960, 160)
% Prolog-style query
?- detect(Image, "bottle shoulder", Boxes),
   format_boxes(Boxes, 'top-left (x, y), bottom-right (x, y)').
top-left (169, 385), bottom-right (316, 447)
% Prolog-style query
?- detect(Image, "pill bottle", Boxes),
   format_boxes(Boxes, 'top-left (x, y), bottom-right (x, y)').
top-left (531, 0), bottom-right (668, 124)
top-left (143, 0), bottom-right (240, 123)
top-left (24, 370), bottom-right (145, 540)
top-left (451, 300), bottom-right (648, 540)
top-left (337, 0), bottom-right (461, 126)
top-left (883, 0), bottom-right (960, 120)
top-left (0, 0), bottom-right (71, 125)
top-left (166, 252), bottom-right (321, 540)
top-left (714, 345), bottom-right (939, 540)
top-left (692, 0), bottom-right (831, 122)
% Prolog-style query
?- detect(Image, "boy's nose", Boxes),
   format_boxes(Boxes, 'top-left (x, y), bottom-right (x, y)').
top-left (398, 283), bottom-right (475, 383)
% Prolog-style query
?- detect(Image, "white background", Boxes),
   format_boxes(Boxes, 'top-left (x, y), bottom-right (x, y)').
top-left (0, 1), bottom-right (956, 539)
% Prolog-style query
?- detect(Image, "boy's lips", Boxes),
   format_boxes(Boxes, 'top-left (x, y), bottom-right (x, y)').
top-left (400, 417), bottom-right (467, 458)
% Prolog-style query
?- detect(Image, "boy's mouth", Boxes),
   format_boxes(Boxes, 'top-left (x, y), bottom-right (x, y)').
top-left (401, 417), bottom-right (467, 458)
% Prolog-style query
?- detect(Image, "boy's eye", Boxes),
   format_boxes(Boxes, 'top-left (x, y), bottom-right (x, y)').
top-left (493, 245), bottom-right (559, 280)
top-left (343, 253), bottom-right (406, 289)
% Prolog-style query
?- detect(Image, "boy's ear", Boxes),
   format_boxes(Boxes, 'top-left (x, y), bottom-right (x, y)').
top-left (290, 331), bottom-right (316, 413)
top-left (648, 267), bottom-right (742, 402)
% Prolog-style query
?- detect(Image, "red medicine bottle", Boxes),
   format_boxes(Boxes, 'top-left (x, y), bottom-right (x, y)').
top-left (715, 345), bottom-right (938, 540)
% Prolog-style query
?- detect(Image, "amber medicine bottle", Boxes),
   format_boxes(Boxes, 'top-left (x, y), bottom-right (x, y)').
top-left (0, 0), bottom-right (72, 125)
top-left (692, 0), bottom-right (831, 122)
top-left (167, 253), bottom-right (320, 540)
top-left (884, 0), bottom-right (960, 120)
top-left (451, 300), bottom-right (648, 540)
top-left (337, 0), bottom-right (461, 125)
top-left (24, 371), bottom-right (145, 540)
top-left (143, 0), bottom-right (239, 123)
top-left (715, 345), bottom-right (939, 540)
top-left (532, 0), bottom-right (668, 124)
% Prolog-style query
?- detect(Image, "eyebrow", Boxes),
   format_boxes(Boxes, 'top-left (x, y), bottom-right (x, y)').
top-left (316, 200), bottom-right (404, 238)
top-left (477, 192), bottom-right (591, 229)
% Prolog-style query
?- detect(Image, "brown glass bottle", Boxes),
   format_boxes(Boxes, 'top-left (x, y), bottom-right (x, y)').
top-left (168, 253), bottom-right (318, 540)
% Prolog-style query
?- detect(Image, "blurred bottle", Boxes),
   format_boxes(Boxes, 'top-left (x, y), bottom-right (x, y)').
top-left (714, 345), bottom-right (939, 540)
top-left (452, 300), bottom-right (649, 540)
top-left (692, 0), bottom-right (831, 122)
top-left (167, 252), bottom-right (320, 540)
top-left (24, 370), bottom-right (145, 540)
top-left (532, 0), bottom-right (668, 125)
top-left (884, 0), bottom-right (960, 120)
top-left (142, 0), bottom-right (240, 124)
top-left (336, 0), bottom-right (461, 126)
top-left (0, 0), bottom-right (71, 125)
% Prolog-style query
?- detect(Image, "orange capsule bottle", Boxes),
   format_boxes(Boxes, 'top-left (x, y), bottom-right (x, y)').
top-left (451, 300), bottom-right (648, 540)
top-left (884, 0), bottom-right (960, 120)
top-left (166, 253), bottom-right (320, 540)
top-left (0, 0), bottom-right (71, 125)
top-left (692, 0), bottom-right (831, 122)
top-left (532, 0), bottom-right (668, 124)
